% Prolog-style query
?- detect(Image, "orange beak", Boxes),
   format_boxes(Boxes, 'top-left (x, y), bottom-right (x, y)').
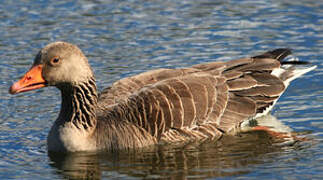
top-left (9, 64), bottom-right (47, 94)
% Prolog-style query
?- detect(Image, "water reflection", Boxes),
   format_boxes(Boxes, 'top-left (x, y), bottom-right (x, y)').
top-left (48, 115), bottom-right (307, 179)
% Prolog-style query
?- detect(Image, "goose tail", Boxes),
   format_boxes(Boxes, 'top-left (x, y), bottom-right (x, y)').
top-left (251, 49), bottom-right (316, 119)
top-left (253, 48), bottom-right (316, 85)
top-left (270, 52), bottom-right (317, 86)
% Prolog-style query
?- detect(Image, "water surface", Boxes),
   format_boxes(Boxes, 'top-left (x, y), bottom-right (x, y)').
top-left (0, 0), bottom-right (322, 179)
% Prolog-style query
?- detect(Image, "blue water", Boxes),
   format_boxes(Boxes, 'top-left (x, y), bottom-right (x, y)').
top-left (0, 0), bottom-right (322, 179)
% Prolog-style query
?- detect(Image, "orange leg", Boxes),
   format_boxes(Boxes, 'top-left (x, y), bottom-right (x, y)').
top-left (251, 126), bottom-right (308, 142)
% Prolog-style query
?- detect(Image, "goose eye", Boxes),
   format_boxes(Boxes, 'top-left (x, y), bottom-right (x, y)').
top-left (50, 57), bottom-right (60, 65)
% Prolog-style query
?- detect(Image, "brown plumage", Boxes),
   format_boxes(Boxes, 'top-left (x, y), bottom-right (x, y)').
top-left (9, 42), bottom-right (316, 152)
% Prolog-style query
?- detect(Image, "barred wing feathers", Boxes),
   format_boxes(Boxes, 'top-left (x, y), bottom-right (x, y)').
top-left (98, 48), bottom-right (313, 142)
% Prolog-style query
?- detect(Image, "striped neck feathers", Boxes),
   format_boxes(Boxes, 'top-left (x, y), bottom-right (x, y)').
top-left (58, 77), bottom-right (98, 131)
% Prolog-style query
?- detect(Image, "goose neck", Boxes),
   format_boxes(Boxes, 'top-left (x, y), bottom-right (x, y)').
top-left (58, 77), bottom-right (98, 130)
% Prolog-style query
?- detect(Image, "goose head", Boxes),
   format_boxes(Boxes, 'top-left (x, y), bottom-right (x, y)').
top-left (9, 42), bottom-right (94, 94)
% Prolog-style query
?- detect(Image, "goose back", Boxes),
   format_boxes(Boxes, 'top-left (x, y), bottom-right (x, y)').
top-left (95, 49), bottom-right (307, 149)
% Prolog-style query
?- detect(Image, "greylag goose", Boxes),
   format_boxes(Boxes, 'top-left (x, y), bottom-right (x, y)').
top-left (9, 42), bottom-right (316, 152)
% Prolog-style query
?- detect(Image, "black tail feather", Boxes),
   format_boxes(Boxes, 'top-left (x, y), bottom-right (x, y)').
top-left (253, 48), bottom-right (292, 62)
top-left (253, 48), bottom-right (312, 66)
top-left (281, 61), bottom-right (310, 65)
